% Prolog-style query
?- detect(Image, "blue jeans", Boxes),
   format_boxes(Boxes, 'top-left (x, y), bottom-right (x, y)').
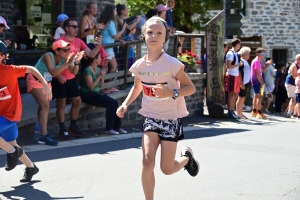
top-left (81, 92), bottom-right (121, 130)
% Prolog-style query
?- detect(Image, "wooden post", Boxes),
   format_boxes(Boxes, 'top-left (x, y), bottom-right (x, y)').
top-left (205, 11), bottom-right (225, 118)
top-left (191, 38), bottom-right (196, 54)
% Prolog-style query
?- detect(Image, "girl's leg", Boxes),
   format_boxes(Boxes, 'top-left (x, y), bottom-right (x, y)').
top-left (30, 88), bottom-right (50, 136)
top-left (8, 140), bottom-right (33, 168)
top-left (0, 137), bottom-right (14, 152)
top-left (160, 140), bottom-right (189, 175)
top-left (297, 103), bottom-right (300, 116)
top-left (236, 97), bottom-right (245, 116)
top-left (141, 131), bottom-right (160, 200)
top-left (108, 57), bottom-right (117, 73)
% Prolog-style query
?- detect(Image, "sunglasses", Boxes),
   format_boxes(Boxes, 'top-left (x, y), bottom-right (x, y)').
top-left (68, 25), bottom-right (79, 29)
top-left (60, 48), bottom-right (70, 53)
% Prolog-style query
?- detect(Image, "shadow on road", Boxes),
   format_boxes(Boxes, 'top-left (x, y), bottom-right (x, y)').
top-left (0, 181), bottom-right (83, 200)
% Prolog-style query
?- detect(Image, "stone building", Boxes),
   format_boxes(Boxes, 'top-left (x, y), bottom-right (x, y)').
top-left (241, 0), bottom-right (300, 63)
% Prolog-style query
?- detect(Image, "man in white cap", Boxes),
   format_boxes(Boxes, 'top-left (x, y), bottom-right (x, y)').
top-left (0, 16), bottom-right (11, 47)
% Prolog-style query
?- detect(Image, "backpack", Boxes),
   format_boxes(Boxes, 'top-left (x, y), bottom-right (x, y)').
top-left (282, 63), bottom-right (292, 77)
top-left (226, 50), bottom-right (241, 66)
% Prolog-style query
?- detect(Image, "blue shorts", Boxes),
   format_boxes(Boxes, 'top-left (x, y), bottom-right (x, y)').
top-left (0, 116), bottom-right (18, 142)
top-left (252, 84), bottom-right (261, 94)
top-left (296, 93), bottom-right (300, 103)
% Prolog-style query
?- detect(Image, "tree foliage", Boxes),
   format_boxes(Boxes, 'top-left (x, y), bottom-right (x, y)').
top-left (124, 0), bottom-right (222, 32)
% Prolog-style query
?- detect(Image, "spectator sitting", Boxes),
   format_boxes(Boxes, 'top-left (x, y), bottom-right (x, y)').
top-left (123, 26), bottom-right (136, 69)
top-left (27, 40), bottom-right (84, 146)
top-left (54, 14), bottom-right (68, 40)
top-left (81, 54), bottom-right (127, 135)
top-left (53, 18), bottom-right (103, 140)
top-left (98, 4), bottom-right (128, 93)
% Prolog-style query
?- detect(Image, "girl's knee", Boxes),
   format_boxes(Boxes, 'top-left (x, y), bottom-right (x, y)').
top-left (160, 163), bottom-right (174, 175)
top-left (142, 157), bottom-right (155, 171)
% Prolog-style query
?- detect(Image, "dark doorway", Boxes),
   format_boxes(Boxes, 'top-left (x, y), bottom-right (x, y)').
top-left (272, 49), bottom-right (287, 66)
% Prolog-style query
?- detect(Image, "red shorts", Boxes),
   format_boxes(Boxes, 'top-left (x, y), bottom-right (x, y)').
top-left (226, 75), bottom-right (240, 93)
top-left (26, 73), bottom-right (52, 93)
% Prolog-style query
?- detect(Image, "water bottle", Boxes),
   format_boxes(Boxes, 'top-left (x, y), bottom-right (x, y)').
top-left (34, 121), bottom-right (40, 141)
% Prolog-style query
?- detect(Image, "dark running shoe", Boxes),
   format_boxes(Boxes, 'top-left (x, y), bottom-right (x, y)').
top-left (68, 125), bottom-right (84, 138)
top-left (57, 129), bottom-right (71, 140)
top-left (5, 146), bottom-right (24, 171)
top-left (20, 163), bottom-right (39, 182)
top-left (181, 146), bottom-right (199, 177)
top-left (39, 134), bottom-right (58, 146)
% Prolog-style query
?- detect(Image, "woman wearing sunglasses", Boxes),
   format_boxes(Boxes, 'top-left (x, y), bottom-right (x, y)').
top-left (26, 40), bottom-right (84, 146)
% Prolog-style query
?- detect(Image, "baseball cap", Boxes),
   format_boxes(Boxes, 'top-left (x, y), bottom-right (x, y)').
top-left (56, 14), bottom-right (69, 24)
top-left (0, 41), bottom-right (7, 56)
top-left (52, 40), bottom-right (70, 51)
top-left (0, 16), bottom-right (10, 29)
top-left (156, 4), bottom-right (169, 12)
top-left (146, 9), bottom-right (157, 19)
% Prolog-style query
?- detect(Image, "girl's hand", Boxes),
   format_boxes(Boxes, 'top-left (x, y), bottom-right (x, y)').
top-left (122, 23), bottom-right (127, 31)
top-left (66, 53), bottom-right (75, 65)
top-left (74, 51), bottom-right (85, 64)
top-left (95, 23), bottom-right (105, 30)
top-left (119, 39), bottom-right (125, 44)
top-left (42, 83), bottom-right (52, 101)
top-left (152, 84), bottom-right (173, 98)
top-left (100, 67), bottom-right (108, 76)
top-left (94, 36), bottom-right (102, 46)
top-left (116, 105), bottom-right (128, 118)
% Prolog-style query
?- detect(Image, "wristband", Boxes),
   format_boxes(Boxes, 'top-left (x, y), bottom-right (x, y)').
top-left (172, 89), bottom-right (179, 100)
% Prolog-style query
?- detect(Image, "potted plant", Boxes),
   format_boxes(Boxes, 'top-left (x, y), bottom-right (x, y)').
top-left (177, 50), bottom-right (202, 73)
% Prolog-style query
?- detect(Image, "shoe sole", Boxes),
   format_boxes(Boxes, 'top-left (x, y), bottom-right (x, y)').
top-left (182, 146), bottom-right (200, 177)
top-left (68, 129), bottom-right (84, 138)
top-left (56, 135), bottom-right (71, 141)
top-left (20, 165), bottom-right (39, 182)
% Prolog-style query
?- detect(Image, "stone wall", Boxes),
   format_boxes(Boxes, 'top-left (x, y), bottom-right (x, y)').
top-left (241, 0), bottom-right (300, 61)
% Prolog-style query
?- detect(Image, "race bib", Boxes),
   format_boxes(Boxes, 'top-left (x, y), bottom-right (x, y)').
top-left (44, 72), bottom-right (53, 82)
top-left (86, 35), bottom-right (95, 44)
top-left (142, 82), bottom-right (169, 101)
top-left (0, 86), bottom-right (11, 100)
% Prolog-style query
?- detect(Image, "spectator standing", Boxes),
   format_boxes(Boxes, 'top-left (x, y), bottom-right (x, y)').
top-left (0, 41), bottom-right (52, 182)
top-left (0, 16), bottom-right (11, 47)
top-left (98, 4), bottom-right (127, 93)
top-left (236, 46), bottom-right (251, 119)
top-left (53, 18), bottom-right (102, 139)
top-left (81, 54), bottom-right (127, 135)
top-left (294, 69), bottom-right (300, 119)
top-left (263, 57), bottom-right (276, 113)
top-left (157, 4), bottom-right (169, 20)
top-left (284, 54), bottom-right (300, 118)
top-left (134, 9), bottom-right (158, 40)
top-left (116, 4), bottom-right (140, 35)
top-left (54, 14), bottom-right (68, 40)
top-left (116, 17), bottom-right (199, 200)
top-left (226, 38), bottom-right (243, 119)
top-left (165, 0), bottom-right (185, 53)
top-left (27, 40), bottom-right (83, 146)
top-left (250, 48), bottom-right (271, 119)
top-left (274, 63), bottom-right (287, 115)
top-left (123, 26), bottom-right (136, 68)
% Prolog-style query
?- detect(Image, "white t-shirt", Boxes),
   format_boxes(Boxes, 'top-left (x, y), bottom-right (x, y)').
top-left (54, 27), bottom-right (66, 40)
top-left (243, 59), bottom-right (251, 84)
top-left (226, 50), bottom-right (239, 76)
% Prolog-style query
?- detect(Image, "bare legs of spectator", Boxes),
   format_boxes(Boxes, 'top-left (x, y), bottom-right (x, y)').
top-left (287, 97), bottom-right (296, 116)
top-left (178, 37), bottom-right (185, 54)
top-left (103, 57), bottom-right (119, 92)
top-left (30, 88), bottom-right (50, 136)
top-left (228, 92), bottom-right (238, 113)
top-left (253, 93), bottom-right (262, 111)
top-left (56, 96), bottom-right (81, 126)
top-left (141, 132), bottom-right (189, 200)
top-left (236, 96), bottom-right (246, 118)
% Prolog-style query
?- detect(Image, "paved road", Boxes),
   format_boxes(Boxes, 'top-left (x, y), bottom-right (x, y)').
top-left (0, 114), bottom-right (299, 200)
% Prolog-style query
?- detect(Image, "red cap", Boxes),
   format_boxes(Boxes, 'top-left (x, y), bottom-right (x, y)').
top-left (52, 40), bottom-right (70, 51)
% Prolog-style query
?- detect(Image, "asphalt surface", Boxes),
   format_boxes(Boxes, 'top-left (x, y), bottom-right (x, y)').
top-left (0, 113), bottom-right (300, 200)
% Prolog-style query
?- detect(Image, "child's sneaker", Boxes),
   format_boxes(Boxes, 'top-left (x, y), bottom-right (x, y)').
top-left (57, 129), bottom-right (70, 140)
top-left (291, 115), bottom-right (297, 119)
top-left (68, 125), bottom-right (84, 138)
top-left (181, 146), bottom-right (199, 177)
top-left (20, 163), bottom-right (39, 182)
top-left (117, 128), bottom-right (127, 134)
top-left (5, 146), bottom-right (24, 171)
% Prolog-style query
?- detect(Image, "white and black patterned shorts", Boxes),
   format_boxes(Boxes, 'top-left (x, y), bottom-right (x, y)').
top-left (142, 117), bottom-right (184, 142)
